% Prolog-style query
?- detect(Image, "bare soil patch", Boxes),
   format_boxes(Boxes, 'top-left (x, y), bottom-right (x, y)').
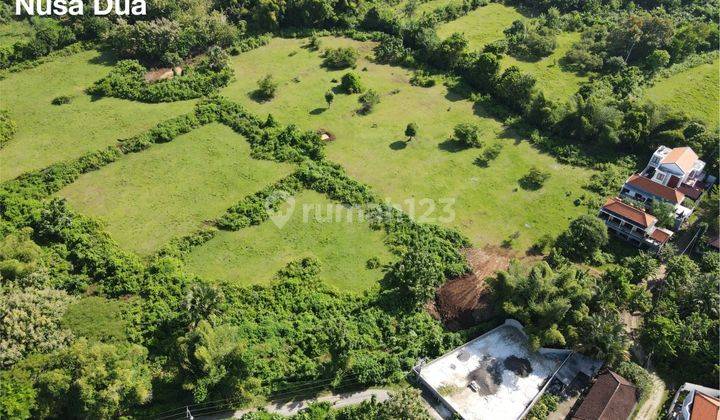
top-left (432, 246), bottom-right (515, 330)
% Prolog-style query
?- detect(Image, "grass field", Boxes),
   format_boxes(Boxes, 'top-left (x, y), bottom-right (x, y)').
top-left (436, 3), bottom-right (525, 48)
top-left (62, 296), bottom-right (128, 343)
top-left (59, 123), bottom-right (294, 255)
top-left (0, 49), bottom-right (194, 181)
top-left (0, 20), bottom-right (34, 48)
top-left (184, 190), bottom-right (392, 293)
top-left (221, 37), bottom-right (593, 249)
top-left (501, 32), bottom-right (587, 102)
top-left (646, 59), bottom-right (719, 129)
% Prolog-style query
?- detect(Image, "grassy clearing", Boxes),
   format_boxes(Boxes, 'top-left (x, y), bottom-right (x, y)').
top-left (501, 32), bottom-right (587, 102)
top-left (221, 37), bottom-right (593, 249)
top-left (0, 49), bottom-right (194, 181)
top-left (645, 59), bottom-right (719, 129)
top-left (184, 190), bottom-right (392, 293)
top-left (436, 3), bottom-right (524, 48)
top-left (59, 123), bottom-right (294, 255)
top-left (0, 20), bottom-right (34, 47)
top-left (62, 296), bottom-right (128, 343)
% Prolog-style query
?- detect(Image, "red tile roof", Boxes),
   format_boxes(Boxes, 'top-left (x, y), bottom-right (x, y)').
top-left (602, 197), bottom-right (656, 228)
top-left (691, 392), bottom-right (720, 420)
top-left (661, 147), bottom-right (699, 174)
top-left (626, 174), bottom-right (685, 204)
top-left (650, 228), bottom-right (672, 244)
top-left (573, 370), bottom-right (639, 420)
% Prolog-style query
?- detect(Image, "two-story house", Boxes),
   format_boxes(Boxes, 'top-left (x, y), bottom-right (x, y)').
top-left (598, 145), bottom-right (711, 252)
top-left (619, 146), bottom-right (709, 229)
top-left (598, 197), bottom-right (673, 251)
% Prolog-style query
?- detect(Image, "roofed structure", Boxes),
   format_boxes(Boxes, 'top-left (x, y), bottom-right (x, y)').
top-left (572, 370), bottom-right (638, 420)
top-left (660, 147), bottom-right (700, 175)
top-left (601, 198), bottom-right (656, 228)
top-left (625, 174), bottom-right (685, 204)
top-left (690, 392), bottom-right (720, 420)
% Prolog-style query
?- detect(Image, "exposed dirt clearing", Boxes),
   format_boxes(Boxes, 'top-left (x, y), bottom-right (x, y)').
top-left (433, 247), bottom-right (514, 330)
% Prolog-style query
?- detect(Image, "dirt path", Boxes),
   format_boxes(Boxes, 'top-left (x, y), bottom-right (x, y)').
top-left (634, 372), bottom-right (666, 420)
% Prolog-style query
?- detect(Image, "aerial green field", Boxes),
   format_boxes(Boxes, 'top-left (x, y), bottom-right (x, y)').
top-left (646, 59), bottom-right (720, 129)
top-left (62, 296), bottom-right (128, 343)
top-left (501, 32), bottom-right (587, 102)
top-left (59, 123), bottom-right (294, 255)
top-left (0, 20), bottom-right (34, 47)
top-left (436, 3), bottom-right (524, 48)
top-left (185, 190), bottom-right (392, 293)
top-left (0, 49), bottom-right (194, 181)
top-left (221, 37), bottom-right (593, 249)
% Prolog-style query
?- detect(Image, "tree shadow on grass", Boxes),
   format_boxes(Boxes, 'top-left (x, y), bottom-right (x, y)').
top-left (437, 138), bottom-right (467, 153)
top-left (249, 90), bottom-right (273, 103)
top-left (309, 107), bottom-right (326, 115)
top-left (88, 50), bottom-right (119, 66)
top-left (389, 140), bottom-right (407, 150)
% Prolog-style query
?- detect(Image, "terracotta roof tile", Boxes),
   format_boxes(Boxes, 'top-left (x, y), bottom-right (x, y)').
top-left (572, 370), bottom-right (639, 420)
top-left (626, 174), bottom-right (685, 204)
top-left (602, 197), bottom-right (656, 228)
top-left (691, 392), bottom-right (720, 420)
top-left (661, 147), bottom-right (699, 173)
top-left (650, 228), bottom-right (672, 244)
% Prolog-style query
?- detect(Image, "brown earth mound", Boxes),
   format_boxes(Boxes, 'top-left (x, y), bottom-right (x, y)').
top-left (432, 247), bottom-right (513, 330)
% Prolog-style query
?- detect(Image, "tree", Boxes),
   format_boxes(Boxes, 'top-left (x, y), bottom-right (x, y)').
top-left (453, 123), bottom-right (483, 148)
top-left (651, 200), bottom-right (676, 229)
top-left (390, 249), bottom-right (444, 307)
top-left (405, 123), bottom-right (418, 141)
top-left (0, 287), bottom-right (74, 368)
top-left (557, 216), bottom-right (609, 262)
top-left (519, 167), bottom-right (551, 190)
top-left (489, 261), bottom-right (594, 349)
top-left (255, 74), bottom-right (278, 100)
top-left (178, 320), bottom-right (246, 402)
top-left (578, 310), bottom-right (630, 366)
top-left (623, 252), bottom-right (659, 283)
top-left (0, 369), bottom-right (36, 420)
top-left (322, 47), bottom-right (358, 69)
top-left (340, 71), bottom-right (363, 93)
top-left (646, 49), bottom-right (670, 72)
top-left (324, 90), bottom-right (334, 107)
top-left (358, 89), bottom-right (380, 114)
top-left (378, 389), bottom-right (431, 420)
top-left (184, 281), bottom-right (225, 328)
top-left (25, 340), bottom-right (152, 419)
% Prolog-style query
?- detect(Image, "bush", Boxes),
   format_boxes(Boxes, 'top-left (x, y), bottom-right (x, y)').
top-left (453, 123), bottom-right (483, 148)
top-left (51, 95), bottom-right (71, 105)
top-left (519, 167), bottom-right (551, 190)
top-left (87, 59), bottom-right (233, 103)
top-left (255, 74), bottom-right (278, 101)
top-left (322, 47), bottom-right (358, 69)
top-left (409, 70), bottom-right (436, 87)
top-left (358, 89), bottom-right (381, 114)
top-left (0, 109), bottom-right (16, 148)
top-left (340, 72), bottom-right (364, 93)
top-left (474, 143), bottom-right (503, 166)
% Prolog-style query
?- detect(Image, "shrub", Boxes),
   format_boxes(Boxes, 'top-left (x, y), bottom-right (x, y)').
top-left (322, 47), bottom-right (358, 69)
top-left (474, 143), bottom-right (503, 166)
top-left (255, 74), bottom-right (278, 100)
top-left (308, 34), bottom-right (322, 51)
top-left (340, 72), bottom-right (364, 93)
top-left (358, 89), bottom-right (381, 114)
top-left (0, 109), bottom-right (16, 148)
top-left (51, 95), bottom-right (71, 105)
top-left (410, 70), bottom-right (436, 87)
top-left (519, 167), bottom-right (550, 190)
top-left (453, 123), bottom-right (483, 148)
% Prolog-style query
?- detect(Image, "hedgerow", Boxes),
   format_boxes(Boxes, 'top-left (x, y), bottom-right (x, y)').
top-left (0, 109), bottom-right (16, 149)
top-left (87, 59), bottom-right (233, 103)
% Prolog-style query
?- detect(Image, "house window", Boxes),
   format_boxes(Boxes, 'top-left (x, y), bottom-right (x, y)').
top-left (651, 156), bottom-right (660, 165)
top-left (656, 172), bottom-right (665, 182)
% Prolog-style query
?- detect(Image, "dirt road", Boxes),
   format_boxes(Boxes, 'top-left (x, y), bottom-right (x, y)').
top-left (634, 372), bottom-right (666, 420)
